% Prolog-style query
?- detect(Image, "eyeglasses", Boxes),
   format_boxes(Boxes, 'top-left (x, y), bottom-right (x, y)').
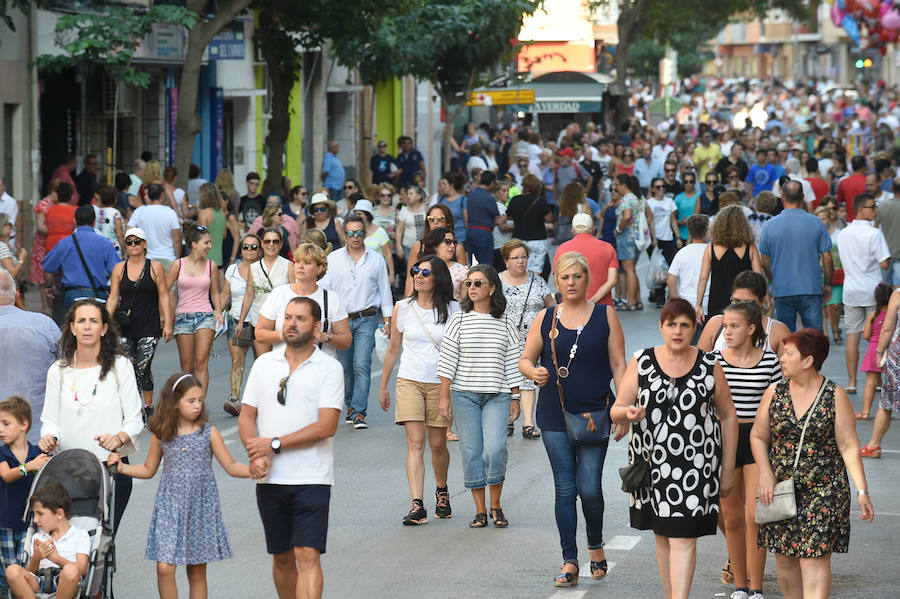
top-left (263, 239), bottom-right (281, 245)
top-left (277, 377), bottom-right (288, 405)
top-left (863, 203), bottom-right (877, 210)
top-left (124, 238), bottom-right (143, 246)
top-left (346, 230), bottom-right (366, 238)
top-left (442, 238), bottom-right (457, 246)
top-left (464, 279), bottom-right (486, 288)
top-left (507, 255), bottom-right (528, 261)
top-left (241, 243), bottom-right (259, 251)
top-left (343, 185), bottom-right (356, 190)
top-left (410, 266), bottom-right (432, 277)
top-left (310, 206), bottom-right (328, 213)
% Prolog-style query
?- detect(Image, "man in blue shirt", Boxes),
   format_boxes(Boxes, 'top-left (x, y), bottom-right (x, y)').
top-left (369, 140), bottom-right (400, 185)
top-left (758, 180), bottom-right (833, 332)
top-left (321, 140), bottom-right (346, 204)
top-left (747, 148), bottom-right (776, 198)
top-left (396, 135), bottom-right (425, 188)
top-left (633, 144), bottom-right (662, 196)
top-left (43, 204), bottom-right (121, 311)
top-left (465, 171), bottom-right (503, 265)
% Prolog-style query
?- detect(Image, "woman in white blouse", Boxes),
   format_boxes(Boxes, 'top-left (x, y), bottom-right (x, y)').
top-left (379, 255), bottom-right (460, 526)
top-left (39, 299), bottom-right (143, 533)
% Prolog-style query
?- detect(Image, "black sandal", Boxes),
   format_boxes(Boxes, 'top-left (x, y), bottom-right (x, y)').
top-left (554, 560), bottom-right (579, 587)
top-left (469, 513), bottom-right (487, 528)
top-left (590, 559), bottom-right (608, 580)
top-left (490, 507), bottom-right (508, 528)
top-left (522, 425), bottom-right (541, 440)
top-left (506, 421), bottom-right (514, 436)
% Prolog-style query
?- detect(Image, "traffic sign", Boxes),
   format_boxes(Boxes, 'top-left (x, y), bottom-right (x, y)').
top-left (467, 89), bottom-right (535, 106)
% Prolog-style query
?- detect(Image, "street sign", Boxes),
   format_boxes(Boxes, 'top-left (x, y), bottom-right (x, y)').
top-left (467, 89), bottom-right (535, 106)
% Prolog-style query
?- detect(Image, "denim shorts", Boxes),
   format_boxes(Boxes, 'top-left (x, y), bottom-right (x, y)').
top-left (616, 229), bottom-right (638, 261)
top-left (174, 311), bottom-right (216, 336)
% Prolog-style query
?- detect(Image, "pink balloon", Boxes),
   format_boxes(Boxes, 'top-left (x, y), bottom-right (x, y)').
top-left (832, 3), bottom-right (846, 26)
top-left (881, 1), bottom-right (891, 17)
top-left (883, 8), bottom-right (900, 29)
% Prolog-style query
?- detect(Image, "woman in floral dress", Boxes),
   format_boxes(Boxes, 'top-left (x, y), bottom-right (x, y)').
top-left (30, 183), bottom-right (57, 313)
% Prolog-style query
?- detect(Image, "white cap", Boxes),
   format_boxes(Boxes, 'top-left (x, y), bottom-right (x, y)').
top-left (124, 227), bottom-right (147, 241)
top-left (354, 199), bottom-right (375, 215)
top-left (572, 213), bottom-right (593, 234)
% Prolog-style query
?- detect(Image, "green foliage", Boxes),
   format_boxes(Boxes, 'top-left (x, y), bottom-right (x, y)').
top-left (627, 22), bottom-right (718, 79)
top-left (34, 5), bottom-right (198, 88)
top-left (0, 0), bottom-right (36, 32)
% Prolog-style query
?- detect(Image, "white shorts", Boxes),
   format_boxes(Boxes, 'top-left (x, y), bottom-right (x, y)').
top-left (525, 239), bottom-right (550, 274)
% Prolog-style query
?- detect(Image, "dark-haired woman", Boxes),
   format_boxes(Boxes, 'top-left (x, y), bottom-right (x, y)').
top-left (714, 302), bottom-right (782, 599)
top-left (437, 172), bottom-right (468, 246)
top-left (107, 229), bottom-right (173, 415)
top-left (506, 174), bottom-right (552, 275)
top-left (407, 203), bottom-right (468, 266)
top-left (437, 264), bottom-right (524, 528)
top-left (612, 298), bottom-right (737, 599)
top-left (614, 174), bottom-right (644, 310)
top-left (379, 256), bottom-right (460, 525)
top-left (39, 299), bottom-right (143, 532)
top-left (405, 226), bottom-right (467, 300)
top-left (751, 328), bottom-right (874, 599)
top-left (166, 224), bottom-right (224, 402)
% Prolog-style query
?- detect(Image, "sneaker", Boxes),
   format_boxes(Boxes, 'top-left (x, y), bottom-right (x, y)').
top-left (223, 397), bottom-right (241, 416)
top-left (402, 500), bottom-right (428, 525)
top-left (730, 591), bottom-right (749, 599)
top-left (353, 414), bottom-right (368, 429)
top-left (344, 409), bottom-right (355, 424)
top-left (749, 593), bottom-right (764, 599)
top-left (435, 488), bottom-right (452, 519)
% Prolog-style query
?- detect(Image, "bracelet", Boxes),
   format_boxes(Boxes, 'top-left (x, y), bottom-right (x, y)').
top-left (858, 489), bottom-right (869, 496)
top-left (18, 464), bottom-right (27, 477)
top-left (510, 393), bottom-right (522, 400)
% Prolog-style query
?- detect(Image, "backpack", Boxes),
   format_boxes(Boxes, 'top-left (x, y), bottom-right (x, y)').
top-left (553, 203), bottom-right (585, 244)
top-left (554, 162), bottom-right (587, 185)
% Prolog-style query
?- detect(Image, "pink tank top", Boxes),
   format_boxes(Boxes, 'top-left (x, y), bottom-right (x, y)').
top-left (176, 259), bottom-right (213, 314)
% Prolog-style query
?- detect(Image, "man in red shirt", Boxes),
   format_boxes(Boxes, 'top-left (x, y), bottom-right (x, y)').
top-left (836, 155), bottom-right (868, 221)
top-left (553, 213), bottom-right (618, 304)
top-left (804, 157), bottom-right (829, 209)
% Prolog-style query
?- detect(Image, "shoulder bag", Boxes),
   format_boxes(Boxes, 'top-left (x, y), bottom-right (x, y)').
top-left (114, 260), bottom-right (147, 329)
top-left (550, 305), bottom-right (611, 445)
top-left (409, 299), bottom-right (441, 352)
top-left (72, 233), bottom-right (105, 298)
top-left (755, 378), bottom-right (828, 524)
top-left (516, 274), bottom-right (535, 334)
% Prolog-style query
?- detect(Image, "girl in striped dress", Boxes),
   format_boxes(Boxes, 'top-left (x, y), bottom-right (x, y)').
top-left (714, 301), bottom-right (783, 599)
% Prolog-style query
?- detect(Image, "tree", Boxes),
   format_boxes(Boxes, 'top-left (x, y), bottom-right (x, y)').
top-left (34, 5), bottom-right (197, 174)
top-left (0, 0), bottom-right (33, 34)
top-left (627, 23), bottom-right (719, 79)
top-left (334, 0), bottom-right (543, 170)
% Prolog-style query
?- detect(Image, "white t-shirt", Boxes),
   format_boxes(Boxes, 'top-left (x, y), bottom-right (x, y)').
top-left (224, 263), bottom-right (248, 320)
top-left (32, 525), bottom-right (91, 571)
top-left (127, 204), bottom-right (180, 261)
top-left (837, 220), bottom-right (891, 307)
top-left (647, 197), bottom-right (677, 242)
top-left (396, 298), bottom-right (460, 383)
top-left (259, 285), bottom-right (347, 358)
top-left (242, 347), bottom-right (344, 485)
top-left (397, 205), bottom-right (426, 249)
top-left (668, 243), bottom-right (710, 311)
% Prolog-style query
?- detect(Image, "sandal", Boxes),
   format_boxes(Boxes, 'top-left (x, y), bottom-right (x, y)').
top-left (522, 425), bottom-right (541, 440)
top-left (833, 332), bottom-right (843, 345)
top-left (590, 559), bottom-right (608, 580)
top-left (446, 430), bottom-right (459, 442)
top-left (721, 560), bottom-right (735, 585)
top-left (846, 385), bottom-right (857, 394)
top-left (469, 512), bottom-right (488, 528)
top-left (855, 412), bottom-right (870, 420)
top-left (490, 507), bottom-right (509, 528)
top-left (624, 304), bottom-right (640, 311)
top-left (554, 560), bottom-right (579, 588)
top-left (506, 421), bottom-right (514, 437)
top-left (636, 303), bottom-right (644, 310)
top-left (860, 444), bottom-right (882, 458)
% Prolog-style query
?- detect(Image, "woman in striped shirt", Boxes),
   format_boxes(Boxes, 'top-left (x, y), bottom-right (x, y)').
top-left (714, 301), bottom-right (782, 599)
top-left (438, 264), bottom-right (524, 529)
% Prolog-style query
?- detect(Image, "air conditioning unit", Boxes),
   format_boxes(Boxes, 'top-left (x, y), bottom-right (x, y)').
top-left (102, 72), bottom-right (136, 116)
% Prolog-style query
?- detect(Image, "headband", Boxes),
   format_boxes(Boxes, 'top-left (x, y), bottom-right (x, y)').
top-left (172, 374), bottom-right (193, 391)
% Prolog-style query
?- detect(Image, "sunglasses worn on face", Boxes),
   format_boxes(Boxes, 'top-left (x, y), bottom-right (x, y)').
top-left (343, 185), bottom-right (356, 190)
top-left (277, 377), bottom-right (288, 405)
top-left (346, 230), bottom-right (366, 238)
top-left (443, 238), bottom-right (457, 245)
top-left (299, 191), bottom-right (309, 196)
top-left (380, 193), bottom-right (392, 198)
top-left (427, 216), bottom-right (446, 223)
top-left (311, 206), bottom-right (328, 213)
top-left (684, 179), bottom-right (695, 184)
top-left (242, 243), bottom-right (259, 251)
top-left (652, 185), bottom-right (664, 190)
top-left (410, 266), bottom-right (432, 277)
top-left (464, 280), bottom-right (486, 288)
top-left (706, 180), bottom-right (717, 185)
top-left (263, 239), bottom-right (281, 245)
top-left (125, 238), bottom-right (143, 246)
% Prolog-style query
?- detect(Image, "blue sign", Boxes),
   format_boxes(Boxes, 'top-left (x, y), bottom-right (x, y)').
top-left (167, 87), bottom-right (178, 165)
top-left (210, 88), bottom-right (224, 176)
top-left (208, 23), bottom-right (245, 60)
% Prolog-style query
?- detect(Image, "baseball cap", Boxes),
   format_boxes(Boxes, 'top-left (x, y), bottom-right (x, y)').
top-left (124, 227), bottom-right (146, 241)
top-left (558, 148), bottom-right (575, 158)
top-left (572, 213), bottom-right (593, 234)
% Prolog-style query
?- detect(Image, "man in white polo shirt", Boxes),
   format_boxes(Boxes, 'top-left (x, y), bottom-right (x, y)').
top-left (239, 296), bottom-right (343, 599)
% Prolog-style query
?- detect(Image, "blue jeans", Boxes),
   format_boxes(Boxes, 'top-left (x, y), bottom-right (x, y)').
top-left (63, 287), bottom-right (108, 312)
top-left (884, 259), bottom-right (900, 286)
top-left (542, 430), bottom-right (609, 562)
top-left (451, 391), bottom-right (509, 489)
top-left (774, 294), bottom-right (823, 332)
top-left (337, 315), bottom-right (378, 417)
top-left (465, 228), bottom-right (494, 267)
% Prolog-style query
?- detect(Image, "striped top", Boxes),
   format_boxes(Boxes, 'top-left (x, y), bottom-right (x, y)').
top-left (437, 311), bottom-right (525, 393)
top-left (714, 349), bottom-right (783, 419)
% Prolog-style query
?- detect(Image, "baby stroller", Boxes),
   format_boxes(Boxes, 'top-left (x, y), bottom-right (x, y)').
top-left (19, 449), bottom-right (116, 598)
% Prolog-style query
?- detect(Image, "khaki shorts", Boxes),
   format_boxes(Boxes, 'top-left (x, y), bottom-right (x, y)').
top-left (843, 304), bottom-right (875, 334)
top-left (395, 378), bottom-right (448, 428)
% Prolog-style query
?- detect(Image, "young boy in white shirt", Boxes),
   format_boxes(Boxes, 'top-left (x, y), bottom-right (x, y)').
top-left (5, 483), bottom-right (90, 599)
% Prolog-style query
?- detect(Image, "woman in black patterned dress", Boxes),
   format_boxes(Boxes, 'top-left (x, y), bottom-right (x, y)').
top-left (613, 298), bottom-right (738, 599)
top-left (751, 328), bottom-right (874, 599)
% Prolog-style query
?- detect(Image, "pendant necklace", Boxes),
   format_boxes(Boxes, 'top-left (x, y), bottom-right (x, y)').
top-left (71, 355), bottom-right (98, 404)
top-left (555, 305), bottom-right (585, 379)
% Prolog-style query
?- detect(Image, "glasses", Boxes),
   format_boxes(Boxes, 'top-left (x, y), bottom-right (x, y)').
top-left (427, 216), bottom-right (446, 223)
top-left (196, 225), bottom-right (209, 232)
top-left (299, 191), bottom-right (309, 196)
top-left (864, 203), bottom-right (877, 210)
top-left (263, 239), bottom-right (281, 245)
top-left (507, 255), bottom-right (528, 261)
top-left (378, 144), bottom-right (387, 148)
top-left (706, 179), bottom-right (717, 185)
top-left (652, 185), bottom-right (664, 190)
top-left (464, 280), bottom-right (486, 288)
top-left (728, 175), bottom-right (740, 180)
top-left (124, 238), bottom-right (143, 246)
top-left (242, 243), bottom-right (259, 251)
top-left (343, 185), bottom-right (356, 190)
top-left (379, 193), bottom-right (392, 198)
top-left (442, 238), bottom-right (457, 246)
top-left (277, 377), bottom-right (288, 405)
top-left (346, 230), bottom-right (366, 238)
top-left (310, 206), bottom-right (328, 213)
top-left (684, 179), bottom-right (695, 184)
top-left (410, 266), bottom-right (432, 277)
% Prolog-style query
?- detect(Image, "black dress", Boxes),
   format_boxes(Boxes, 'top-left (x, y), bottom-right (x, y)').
top-left (707, 245), bottom-right (752, 317)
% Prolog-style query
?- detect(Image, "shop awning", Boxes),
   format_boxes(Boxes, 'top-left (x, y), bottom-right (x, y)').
top-left (509, 71), bottom-right (611, 113)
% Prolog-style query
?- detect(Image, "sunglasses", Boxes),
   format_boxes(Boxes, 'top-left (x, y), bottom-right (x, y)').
top-left (263, 239), bottom-right (281, 245)
top-left (442, 238), bottom-right (457, 246)
top-left (124, 238), bottom-right (143, 246)
top-left (464, 279), bottom-right (486, 288)
top-left (427, 216), bottom-right (446, 223)
top-left (196, 225), bottom-right (209, 232)
top-left (343, 185), bottom-right (356, 190)
top-left (277, 377), bottom-right (288, 405)
top-left (378, 144), bottom-right (387, 148)
top-left (410, 266), bottom-right (432, 277)
top-left (346, 230), bottom-right (366, 238)
top-left (683, 179), bottom-right (695, 184)
top-left (242, 243), bottom-right (259, 251)
top-left (379, 193), bottom-right (392, 198)
top-left (299, 191), bottom-right (309, 196)
top-left (706, 179), bottom-right (717, 185)
top-left (652, 185), bottom-right (664, 190)
top-left (728, 175), bottom-right (739, 180)
top-left (310, 206), bottom-right (328, 213)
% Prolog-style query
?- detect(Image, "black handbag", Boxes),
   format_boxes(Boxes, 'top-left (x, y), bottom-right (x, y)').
top-left (619, 456), bottom-right (651, 492)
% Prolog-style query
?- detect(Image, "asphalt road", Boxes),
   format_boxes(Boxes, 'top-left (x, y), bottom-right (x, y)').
top-left (24, 268), bottom-right (899, 598)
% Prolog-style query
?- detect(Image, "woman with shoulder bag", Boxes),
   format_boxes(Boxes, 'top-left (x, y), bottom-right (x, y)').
top-left (106, 227), bottom-right (172, 418)
top-left (519, 251), bottom-right (627, 587)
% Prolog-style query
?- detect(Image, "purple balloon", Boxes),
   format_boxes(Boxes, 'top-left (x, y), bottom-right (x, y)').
top-left (883, 8), bottom-right (900, 29)
top-left (832, 3), bottom-right (846, 26)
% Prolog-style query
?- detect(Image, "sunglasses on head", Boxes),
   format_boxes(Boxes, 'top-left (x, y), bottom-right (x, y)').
top-left (196, 225), bottom-right (209, 232)
top-left (410, 266), bottom-right (432, 277)
top-left (310, 205), bottom-right (328, 213)
top-left (464, 279), bottom-right (486, 288)
top-left (277, 377), bottom-right (288, 405)
top-left (242, 243), bottom-right (259, 251)
top-left (124, 238), bottom-right (143, 246)
top-left (346, 230), bottom-right (366, 238)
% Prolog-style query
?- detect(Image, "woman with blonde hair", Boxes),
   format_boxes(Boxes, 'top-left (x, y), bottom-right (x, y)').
top-left (214, 168), bottom-right (239, 214)
top-left (302, 228), bottom-right (333, 254)
top-left (141, 160), bottom-right (179, 214)
top-left (197, 182), bottom-right (228, 270)
top-left (695, 204), bottom-right (763, 322)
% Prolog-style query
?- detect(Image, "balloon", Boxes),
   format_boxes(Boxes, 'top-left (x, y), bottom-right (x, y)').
top-left (882, 8), bottom-right (900, 29)
top-left (843, 14), bottom-right (861, 45)
top-left (880, 1), bottom-right (891, 17)
top-left (833, 3), bottom-right (847, 25)
top-left (861, 0), bottom-right (880, 18)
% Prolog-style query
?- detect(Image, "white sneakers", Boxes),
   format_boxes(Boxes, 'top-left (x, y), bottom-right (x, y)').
top-left (730, 592), bottom-right (749, 599)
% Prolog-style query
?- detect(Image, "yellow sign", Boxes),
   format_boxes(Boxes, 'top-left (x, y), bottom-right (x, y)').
top-left (467, 89), bottom-right (535, 106)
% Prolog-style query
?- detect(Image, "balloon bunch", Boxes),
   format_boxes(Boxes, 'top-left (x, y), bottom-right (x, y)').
top-left (830, 0), bottom-right (900, 54)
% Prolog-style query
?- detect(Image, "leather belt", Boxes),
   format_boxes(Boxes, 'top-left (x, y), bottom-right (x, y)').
top-left (348, 306), bottom-right (378, 320)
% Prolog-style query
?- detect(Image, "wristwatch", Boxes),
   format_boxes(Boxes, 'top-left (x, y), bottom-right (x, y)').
top-left (270, 437), bottom-right (282, 454)
top-left (18, 464), bottom-right (27, 477)
top-left (510, 393), bottom-right (522, 401)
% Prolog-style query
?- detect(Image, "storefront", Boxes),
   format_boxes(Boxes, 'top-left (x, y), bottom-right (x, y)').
top-left (508, 71), bottom-right (609, 138)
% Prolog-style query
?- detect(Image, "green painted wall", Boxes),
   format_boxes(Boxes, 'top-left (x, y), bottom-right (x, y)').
top-left (285, 79), bottom-right (303, 186)
top-left (375, 79), bottom-right (404, 156)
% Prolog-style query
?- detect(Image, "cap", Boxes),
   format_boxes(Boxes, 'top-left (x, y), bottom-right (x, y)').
top-left (776, 142), bottom-right (789, 151)
top-left (572, 213), bottom-right (593, 233)
top-left (124, 227), bottom-right (146, 241)
top-left (354, 199), bottom-right (375, 214)
top-left (558, 147), bottom-right (575, 157)
top-left (515, 148), bottom-right (529, 158)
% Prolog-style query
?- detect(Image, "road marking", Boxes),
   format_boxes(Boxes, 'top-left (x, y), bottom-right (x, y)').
top-left (855, 510), bottom-right (900, 517)
top-left (549, 591), bottom-right (585, 599)
top-left (219, 426), bottom-right (238, 438)
top-left (603, 535), bottom-right (641, 551)
top-left (224, 439), bottom-right (236, 446)
top-left (880, 449), bottom-right (899, 453)
top-left (579, 561), bottom-right (615, 578)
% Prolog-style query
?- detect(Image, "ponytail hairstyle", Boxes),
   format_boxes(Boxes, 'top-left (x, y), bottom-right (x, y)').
top-left (723, 301), bottom-right (766, 349)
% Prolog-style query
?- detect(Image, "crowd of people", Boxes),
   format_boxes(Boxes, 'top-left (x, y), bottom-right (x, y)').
top-left (0, 76), bottom-right (897, 599)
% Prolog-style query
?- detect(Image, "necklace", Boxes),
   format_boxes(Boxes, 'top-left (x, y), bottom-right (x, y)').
top-left (70, 355), bottom-right (98, 403)
top-left (552, 304), bottom-right (586, 379)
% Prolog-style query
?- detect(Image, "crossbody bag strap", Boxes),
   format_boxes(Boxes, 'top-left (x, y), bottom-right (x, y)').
top-left (791, 378), bottom-right (828, 474)
top-left (72, 233), bottom-right (102, 294)
top-left (258, 259), bottom-right (274, 288)
top-left (322, 289), bottom-right (329, 333)
top-left (409, 299), bottom-right (441, 351)
top-left (517, 274), bottom-right (535, 329)
top-left (550, 306), bottom-right (565, 409)
top-left (121, 260), bottom-right (148, 315)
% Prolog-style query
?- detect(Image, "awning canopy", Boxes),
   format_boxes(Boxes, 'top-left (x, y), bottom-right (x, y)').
top-left (510, 71), bottom-right (610, 113)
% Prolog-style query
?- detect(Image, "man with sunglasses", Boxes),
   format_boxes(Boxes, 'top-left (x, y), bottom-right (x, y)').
top-left (240, 296), bottom-right (343, 599)
top-left (321, 216), bottom-right (394, 429)
top-left (369, 139), bottom-right (400, 185)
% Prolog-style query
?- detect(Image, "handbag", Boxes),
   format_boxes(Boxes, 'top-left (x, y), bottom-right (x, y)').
top-left (755, 378), bottom-right (828, 524)
top-left (618, 457), bottom-right (651, 493)
top-left (549, 306), bottom-right (611, 445)
top-left (233, 322), bottom-right (254, 347)
top-left (114, 260), bottom-right (148, 329)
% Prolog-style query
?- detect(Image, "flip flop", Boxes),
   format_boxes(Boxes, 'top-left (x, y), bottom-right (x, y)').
top-left (855, 412), bottom-right (870, 420)
top-left (846, 386), bottom-right (857, 394)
